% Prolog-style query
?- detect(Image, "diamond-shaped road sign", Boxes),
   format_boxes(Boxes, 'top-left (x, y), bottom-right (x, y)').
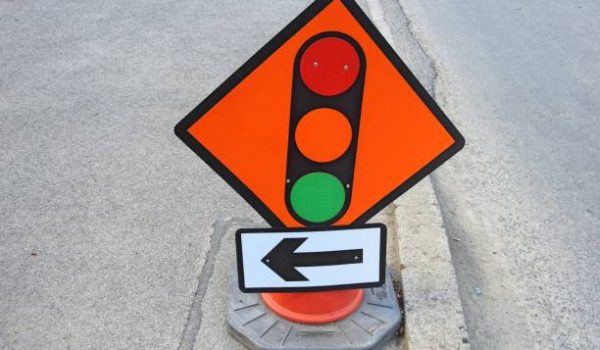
top-left (175, 0), bottom-right (464, 230)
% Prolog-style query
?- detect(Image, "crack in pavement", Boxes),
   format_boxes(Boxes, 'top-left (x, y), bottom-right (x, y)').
top-left (178, 218), bottom-right (255, 350)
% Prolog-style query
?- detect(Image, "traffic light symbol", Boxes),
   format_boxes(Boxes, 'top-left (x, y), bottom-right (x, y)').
top-left (285, 32), bottom-right (366, 226)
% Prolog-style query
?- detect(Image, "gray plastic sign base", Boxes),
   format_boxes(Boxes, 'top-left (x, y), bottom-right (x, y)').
top-left (227, 265), bottom-right (402, 350)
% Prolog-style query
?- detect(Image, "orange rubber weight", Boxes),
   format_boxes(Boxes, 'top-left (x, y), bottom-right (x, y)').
top-left (261, 289), bottom-right (364, 324)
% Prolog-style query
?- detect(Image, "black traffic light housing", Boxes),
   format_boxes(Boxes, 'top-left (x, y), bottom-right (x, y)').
top-left (285, 32), bottom-right (366, 226)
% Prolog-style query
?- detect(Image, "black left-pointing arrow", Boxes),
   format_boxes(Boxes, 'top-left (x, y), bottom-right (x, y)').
top-left (261, 238), bottom-right (363, 282)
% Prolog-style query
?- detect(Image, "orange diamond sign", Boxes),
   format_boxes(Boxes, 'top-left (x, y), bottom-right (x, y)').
top-left (175, 0), bottom-right (464, 228)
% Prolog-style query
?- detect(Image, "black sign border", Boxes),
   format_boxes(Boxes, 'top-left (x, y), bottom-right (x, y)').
top-left (174, 0), bottom-right (465, 228)
top-left (235, 223), bottom-right (387, 293)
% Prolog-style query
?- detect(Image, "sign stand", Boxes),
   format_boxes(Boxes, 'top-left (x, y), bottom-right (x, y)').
top-left (174, 0), bottom-right (464, 348)
top-left (236, 225), bottom-right (387, 325)
top-left (230, 225), bottom-right (397, 349)
top-left (227, 266), bottom-right (402, 349)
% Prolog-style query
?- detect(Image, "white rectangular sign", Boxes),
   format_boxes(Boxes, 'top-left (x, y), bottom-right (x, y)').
top-left (235, 224), bottom-right (386, 292)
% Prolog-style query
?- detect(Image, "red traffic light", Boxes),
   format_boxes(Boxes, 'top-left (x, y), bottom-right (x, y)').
top-left (299, 36), bottom-right (360, 96)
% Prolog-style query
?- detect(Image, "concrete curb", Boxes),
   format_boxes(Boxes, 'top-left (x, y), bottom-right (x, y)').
top-left (390, 179), bottom-right (470, 350)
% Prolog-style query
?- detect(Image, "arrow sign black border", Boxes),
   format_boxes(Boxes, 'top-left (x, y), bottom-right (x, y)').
top-left (235, 224), bottom-right (386, 293)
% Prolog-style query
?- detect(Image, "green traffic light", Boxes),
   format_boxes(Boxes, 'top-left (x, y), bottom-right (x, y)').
top-left (290, 172), bottom-right (346, 223)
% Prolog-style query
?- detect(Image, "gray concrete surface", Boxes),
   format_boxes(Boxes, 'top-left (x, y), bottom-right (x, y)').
top-left (392, 180), bottom-right (469, 350)
top-left (396, 0), bottom-right (600, 349)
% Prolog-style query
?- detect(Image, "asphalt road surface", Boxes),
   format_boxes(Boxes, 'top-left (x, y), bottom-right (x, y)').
top-left (397, 0), bottom-right (600, 349)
